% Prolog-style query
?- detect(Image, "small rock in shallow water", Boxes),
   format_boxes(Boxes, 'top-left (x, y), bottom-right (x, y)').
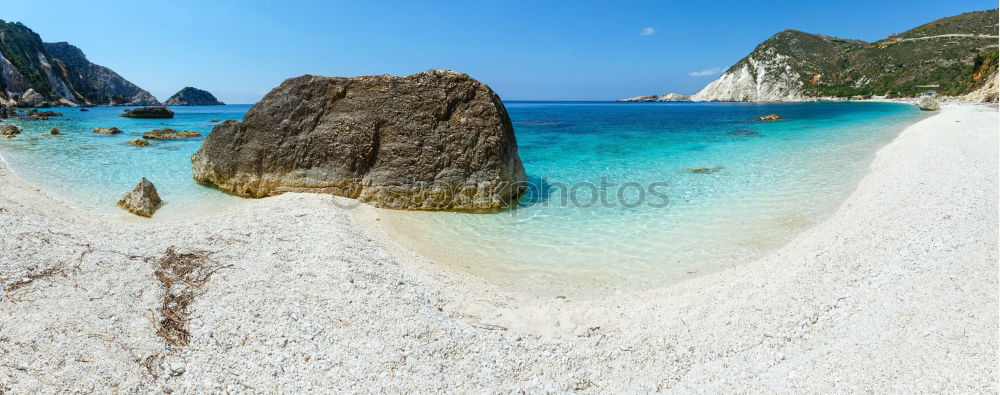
top-left (729, 129), bottom-right (760, 136)
top-left (0, 124), bottom-right (22, 138)
top-left (93, 127), bottom-right (123, 135)
top-left (685, 166), bottom-right (723, 174)
top-left (143, 128), bottom-right (201, 140)
top-left (49, 128), bottom-right (60, 135)
top-left (757, 114), bottom-right (780, 121)
top-left (129, 139), bottom-right (150, 146)
top-left (117, 178), bottom-right (162, 217)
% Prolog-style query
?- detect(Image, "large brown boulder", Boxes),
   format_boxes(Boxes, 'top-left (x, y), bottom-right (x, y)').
top-left (192, 70), bottom-right (526, 212)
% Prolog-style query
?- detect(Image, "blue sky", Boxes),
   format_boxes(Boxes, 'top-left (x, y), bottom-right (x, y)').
top-left (5, 0), bottom-right (995, 102)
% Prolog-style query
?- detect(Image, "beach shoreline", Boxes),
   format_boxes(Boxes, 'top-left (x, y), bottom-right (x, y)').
top-left (0, 103), bottom-right (996, 392)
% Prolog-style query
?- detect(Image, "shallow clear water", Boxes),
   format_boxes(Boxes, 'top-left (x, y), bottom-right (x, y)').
top-left (374, 102), bottom-right (928, 291)
top-left (0, 105), bottom-right (250, 220)
top-left (0, 102), bottom-right (926, 290)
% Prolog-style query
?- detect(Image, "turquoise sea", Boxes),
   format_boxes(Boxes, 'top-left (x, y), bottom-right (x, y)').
top-left (0, 102), bottom-right (927, 290)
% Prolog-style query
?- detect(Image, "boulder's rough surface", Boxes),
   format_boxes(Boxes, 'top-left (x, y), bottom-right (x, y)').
top-left (121, 106), bottom-right (174, 119)
top-left (143, 128), bottom-right (201, 140)
top-left (192, 70), bottom-right (526, 212)
top-left (116, 178), bottom-right (162, 217)
top-left (916, 96), bottom-right (941, 111)
top-left (0, 124), bottom-right (21, 138)
top-left (128, 139), bottom-right (149, 146)
top-left (164, 87), bottom-right (225, 106)
top-left (93, 127), bottom-right (123, 135)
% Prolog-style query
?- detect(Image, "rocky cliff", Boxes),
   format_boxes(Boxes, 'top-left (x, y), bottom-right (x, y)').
top-left (164, 87), bottom-right (224, 106)
top-left (0, 20), bottom-right (159, 106)
top-left (192, 70), bottom-right (526, 212)
top-left (692, 9), bottom-right (999, 101)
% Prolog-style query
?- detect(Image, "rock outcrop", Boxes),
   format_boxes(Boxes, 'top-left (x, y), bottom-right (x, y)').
top-left (16, 89), bottom-right (47, 107)
top-left (143, 129), bottom-right (200, 139)
top-left (117, 178), bottom-right (162, 217)
top-left (192, 70), bottom-right (526, 212)
top-left (122, 106), bottom-right (174, 119)
top-left (128, 139), bottom-right (149, 146)
top-left (659, 93), bottom-right (691, 102)
top-left (0, 21), bottom-right (160, 107)
top-left (164, 87), bottom-right (224, 106)
top-left (916, 96), bottom-right (941, 111)
top-left (757, 114), bottom-right (781, 121)
top-left (616, 95), bottom-right (660, 102)
top-left (0, 124), bottom-right (21, 138)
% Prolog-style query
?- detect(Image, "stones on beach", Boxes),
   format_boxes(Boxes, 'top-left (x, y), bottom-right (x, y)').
top-left (93, 127), bottom-right (123, 135)
top-left (685, 166), bottom-right (723, 174)
top-left (117, 177), bottom-right (162, 217)
top-left (143, 128), bottom-right (201, 140)
top-left (757, 114), bottom-right (780, 121)
top-left (916, 96), bottom-right (940, 111)
top-left (121, 106), bottom-right (174, 119)
top-left (191, 70), bottom-right (527, 212)
top-left (0, 124), bottom-right (22, 138)
top-left (129, 139), bottom-right (150, 146)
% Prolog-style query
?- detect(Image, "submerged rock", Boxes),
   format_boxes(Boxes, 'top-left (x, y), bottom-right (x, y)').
top-left (80, 108), bottom-right (89, 112)
top-left (164, 87), bottom-right (225, 106)
top-left (729, 129), bottom-right (761, 136)
top-left (129, 139), bottom-right (150, 146)
top-left (121, 106), bottom-right (174, 119)
top-left (93, 127), bottom-right (123, 135)
top-left (48, 128), bottom-right (60, 135)
top-left (117, 178), bottom-right (162, 217)
top-left (143, 128), bottom-right (201, 139)
top-left (757, 114), bottom-right (780, 121)
top-left (0, 124), bottom-right (22, 138)
top-left (916, 96), bottom-right (940, 111)
top-left (685, 166), bottom-right (724, 174)
top-left (192, 70), bottom-right (526, 212)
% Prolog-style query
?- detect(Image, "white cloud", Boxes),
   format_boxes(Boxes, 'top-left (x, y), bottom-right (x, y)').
top-left (689, 67), bottom-right (723, 77)
top-left (640, 27), bottom-right (655, 36)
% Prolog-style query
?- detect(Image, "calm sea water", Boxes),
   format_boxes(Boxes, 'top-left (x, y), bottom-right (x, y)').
top-left (0, 102), bottom-right (926, 290)
top-left (0, 105), bottom-right (250, 219)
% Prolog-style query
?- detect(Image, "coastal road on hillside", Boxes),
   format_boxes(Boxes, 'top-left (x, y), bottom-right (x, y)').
top-left (890, 33), bottom-right (999, 42)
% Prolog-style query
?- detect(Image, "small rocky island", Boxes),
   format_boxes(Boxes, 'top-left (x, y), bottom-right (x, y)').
top-left (164, 87), bottom-right (225, 106)
top-left (192, 70), bottom-right (526, 212)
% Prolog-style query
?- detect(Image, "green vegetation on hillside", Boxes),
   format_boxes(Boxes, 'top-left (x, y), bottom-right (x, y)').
top-left (0, 20), bottom-right (57, 98)
top-left (748, 9), bottom-right (999, 98)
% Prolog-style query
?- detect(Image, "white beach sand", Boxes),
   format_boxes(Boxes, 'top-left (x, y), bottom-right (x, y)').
top-left (0, 103), bottom-right (996, 392)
